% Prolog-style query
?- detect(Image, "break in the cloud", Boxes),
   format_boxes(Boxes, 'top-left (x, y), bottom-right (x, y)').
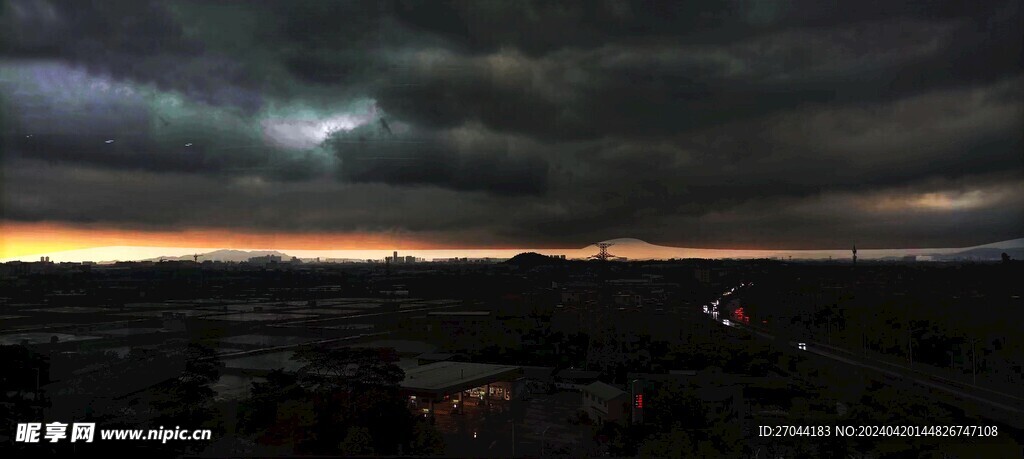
top-left (0, 0), bottom-right (1021, 251)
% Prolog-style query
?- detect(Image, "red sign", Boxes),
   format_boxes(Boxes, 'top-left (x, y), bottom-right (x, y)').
top-left (634, 394), bottom-right (643, 409)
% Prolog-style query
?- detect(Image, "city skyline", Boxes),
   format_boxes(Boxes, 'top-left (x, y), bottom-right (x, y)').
top-left (5, 235), bottom-right (1022, 264)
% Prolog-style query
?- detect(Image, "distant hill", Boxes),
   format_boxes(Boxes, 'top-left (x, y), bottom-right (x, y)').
top-left (972, 238), bottom-right (1024, 249)
top-left (505, 252), bottom-right (568, 268)
top-left (576, 237), bottom-right (1024, 261)
top-left (147, 249), bottom-right (292, 262)
top-left (932, 247), bottom-right (1024, 261)
top-left (576, 238), bottom-right (690, 260)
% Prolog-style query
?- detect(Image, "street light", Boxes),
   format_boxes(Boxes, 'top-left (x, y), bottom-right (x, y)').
top-left (862, 324), bottom-right (867, 357)
top-left (907, 323), bottom-right (916, 367)
top-left (825, 316), bottom-right (832, 345)
top-left (968, 337), bottom-right (980, 385)
top-left (905, 303), bottom-right (915, 367)
top-left (541, 426), bottom-right (551, 458)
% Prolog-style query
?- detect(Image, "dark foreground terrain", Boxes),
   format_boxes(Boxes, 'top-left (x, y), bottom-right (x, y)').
top-left (1, 257), bottom-right (1022, 457)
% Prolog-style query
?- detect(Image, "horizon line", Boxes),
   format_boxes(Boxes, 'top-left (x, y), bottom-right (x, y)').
top-left (4, 236), bottom-right (1021, 264)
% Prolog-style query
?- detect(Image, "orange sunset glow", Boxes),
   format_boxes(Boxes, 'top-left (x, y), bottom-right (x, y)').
top-left (0, 221), bottom-right (446, 259)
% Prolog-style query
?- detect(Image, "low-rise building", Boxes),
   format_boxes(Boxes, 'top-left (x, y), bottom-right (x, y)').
top-left (581, 381), bottom-right (629, 424)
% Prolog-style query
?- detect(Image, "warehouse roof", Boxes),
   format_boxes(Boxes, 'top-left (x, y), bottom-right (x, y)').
top-left (401, 361), bottom-right (520, 395)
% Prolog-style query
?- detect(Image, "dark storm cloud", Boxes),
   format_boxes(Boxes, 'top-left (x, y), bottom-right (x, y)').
top-left (7, 156), bottom-right (1018, 250)
top-left (530, 77), bottom-right (1023, 214)
top-left (261, 1), bottom-right (393, 87)
top-left (1, 157), bottom-right (514, 243)
top-left (390, 0), bottom-right (1008, 55)
top-left (378, 5), bottom-right (1021, 142)
top-left (0, 0), bottom-right (1021, 248)
top-left (8, 132), bottom-right (326, 181)
top-left (679, 172), bottom-right (1024, 250)
top-left (1, 0), bottom-right (264, 110)
top-left (495, 171), bottom-right (1024, 249)
top-left (0, 62), bottom-right (328, 181)
top-left (326, 121), bottom-right (548, 195)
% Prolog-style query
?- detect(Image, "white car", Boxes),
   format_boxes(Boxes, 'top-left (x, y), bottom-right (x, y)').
top-left (797, 342), bottom-right (807, 350)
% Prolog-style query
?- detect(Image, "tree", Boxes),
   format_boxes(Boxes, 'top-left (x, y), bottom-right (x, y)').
top-left (646, 382), bottom-right (705, 430)
top-left (293, 346), bottom-right (404, 392)
top-left (271, 399), bottom-right (319, 449)
top-left (0, 345), bottom-right (48, 399)
top-left (846, 384), bottom-right (956, 456)
top-left (239, 370), bottom-right (313, 446)
top-left (349, 386), bottom-right (415, 453)
top-left (339, 426), bottom-right (375, 455)
top-left (0, 346), bottom-right (49, 454)
top-left (238, 346), bottom-right (419, 455)
top-left (408, 421), bottom-right (445, 456)
top-left (149, 342), bottom-right (223, 428)
top-left (179, 343), bottom-right (222, 386)
top-left (639, 427), bottom-right (693, 458)
top-left (639, 380), bottom-right (742, 457)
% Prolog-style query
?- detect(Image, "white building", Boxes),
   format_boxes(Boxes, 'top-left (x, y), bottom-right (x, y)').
top-left (581, 381), bottom-right (629, 424)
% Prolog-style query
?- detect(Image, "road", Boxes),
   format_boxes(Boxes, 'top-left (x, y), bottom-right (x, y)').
top-left (706, 287), bottom-right (1024, 429)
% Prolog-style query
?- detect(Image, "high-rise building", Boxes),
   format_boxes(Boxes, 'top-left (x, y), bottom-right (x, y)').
top-left (631, 379), bottom-right (644, 424)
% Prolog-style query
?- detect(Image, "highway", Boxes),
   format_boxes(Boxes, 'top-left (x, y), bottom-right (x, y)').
top-left (705, 286), bottom-right (1024, 429)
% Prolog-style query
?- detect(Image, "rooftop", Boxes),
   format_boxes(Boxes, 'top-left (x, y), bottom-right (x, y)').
top-left (219, 334), bottom-right (316, 347)
top-left (23, 307), bottom-right (113, 314)
top-left (426, 311), bottom-right (491, 316)
top-left (401, 361), bottom-right (520, 395)
top-left (201, 312), bottom-right (314, 322)
top-left (416, 352), bottom-right (455, 362)
top-left (583, 381), bottom-right (627, 401)
top-left (112, 309), bottom-right (214, 318)
top-left (92, 327), bottom-right (168, 336)
top-left (287, 308), bottom-right (359, 315)
top-left (223, 350), bottom-right (302, 372)
top-left (348, 339), bottom-right (436, 355)
top-left (556, 369), bottom-right (601, 380)
top-left (0, 332), bottom-right (102, 345)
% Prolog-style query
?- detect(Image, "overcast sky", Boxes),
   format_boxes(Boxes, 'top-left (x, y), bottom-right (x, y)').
top-left (1, 0), bottom-right (1021, 251)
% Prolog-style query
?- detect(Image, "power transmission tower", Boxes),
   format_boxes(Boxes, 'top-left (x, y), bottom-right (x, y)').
top-left (590, 242), bottom-right (616, 261)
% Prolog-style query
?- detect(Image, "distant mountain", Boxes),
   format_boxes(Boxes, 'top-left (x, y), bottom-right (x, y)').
top-left (147, 249), bottom-right (292, 263)
top-left (971, 238), bottom-right (1024, 249)
top-left (122, 236), bottom-right (1024, 264)
top-left (932, 247), bottom-right (1024, 261)
top-left (575, 237), bottom-right (1024, 261)
top-left (577, 238), bottom-right (685, 260)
